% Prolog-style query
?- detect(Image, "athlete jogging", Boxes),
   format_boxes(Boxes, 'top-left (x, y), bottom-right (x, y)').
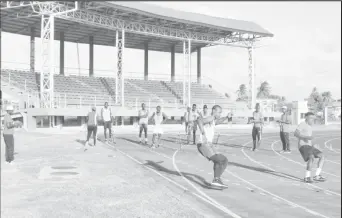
top-left (250, 103), bottom-right (264, 151)
top-left (151, 106), bottom-right (168, 148)
top-left (294, 112), bottom-right (326, 183)
top-left (196, 105), bottom-right (232, 187)
top-left (85, 106), bottom-right (99, 147)
top-left (138, 103), bottom-right (149, 144)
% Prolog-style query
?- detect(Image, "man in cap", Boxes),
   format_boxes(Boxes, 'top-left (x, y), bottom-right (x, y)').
top-left (2, 105), bottom-right (22, 164)
top-left (277, 105), bottom-right (292, 153)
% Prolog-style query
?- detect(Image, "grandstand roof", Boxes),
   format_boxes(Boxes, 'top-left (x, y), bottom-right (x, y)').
top-left (1, 1), bottom-right (273, 53)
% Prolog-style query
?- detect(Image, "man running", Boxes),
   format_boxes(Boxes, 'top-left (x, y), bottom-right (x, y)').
top-left (101, 102), bottom-right (113, 142)
top-left (138, 103), bottom-right (149, 144)
top-left (186, 104), bottom-right (200, 145)
top-left (294, 112), bottom-right (326, 183)
top-left (196, 105), bottom-right (232, 187)
top-left (85, 106), bottom-right (98, 147)
top-left (151, 106), bottom-right (168, 148)
top-left (250, 103), bottom-right (264, 151)
top-left (277, 106), bottom-right (292, 153)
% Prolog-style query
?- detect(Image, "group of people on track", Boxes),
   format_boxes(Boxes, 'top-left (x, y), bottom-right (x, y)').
top-left (2, 101), bottom-right (326, 187)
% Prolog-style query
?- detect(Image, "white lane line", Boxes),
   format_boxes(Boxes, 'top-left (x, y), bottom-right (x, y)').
top-left (172, 150), bottom-right (242, 218)
top-left (118, 135), bottom-right (333, 218)
top-left (324, 137), bottom-right (341, 154)
top-left (241, 137), bottom-right (341, 197)
top-left (103, 141), bottom-right (240, 217)
top-left (271, 140), bottom-right (341, 180)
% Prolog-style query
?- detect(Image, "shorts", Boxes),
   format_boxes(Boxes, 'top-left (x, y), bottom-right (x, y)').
top-left (187, 122), bottom-right (197, 134)
top-left (197, 143), bottom-right (217, 161)
top-left (299, 145), bottom-right (322, 162)
top-left (153, 125), bottom-right (163, 134)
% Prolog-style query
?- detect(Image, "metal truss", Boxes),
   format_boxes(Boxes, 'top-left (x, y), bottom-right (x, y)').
top-left (0, 1), bottom-right (35, 10)
top-left (40, 15), bottom-right (55, 108)
top-left (51, 2), bottom-right (262, 48)
top-left (248, 46), bottom-right (255, 110)
top-left (183, 40), bottom-right (191, 107)
top-left (115, 30), bottom-right (125, 107)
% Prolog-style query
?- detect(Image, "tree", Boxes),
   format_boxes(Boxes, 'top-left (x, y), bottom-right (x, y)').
top-left (236, 84), bottom-right (248, 102)
top-left (257, 81), bottom-right (271, 99)
top-left (321, 91), bottom-right (333, 104)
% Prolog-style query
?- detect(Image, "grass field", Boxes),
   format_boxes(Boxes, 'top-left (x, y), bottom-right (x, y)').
top-left (1, 127), bottom-right (341, 218)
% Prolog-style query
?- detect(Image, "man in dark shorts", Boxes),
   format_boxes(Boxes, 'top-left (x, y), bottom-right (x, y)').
top-left (85, 106), bottom-right (99, 147)
top-left (138, 103), bottom-right (149, 144)
top-left (250, 103), bottom-right (264, 151)
top-left (196, 105), bottom-right (232, 187)
top-left (277, 106), bottom-right (292, 153)
top-left (294, 112), bottom-right (326, 183)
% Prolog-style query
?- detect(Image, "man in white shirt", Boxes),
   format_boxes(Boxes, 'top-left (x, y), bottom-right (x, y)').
top-left (186, 104), bottom-right (200, 145)
top-left (101, 102), bottom-right (113, 142)
top-left (294, 112), bottom-right (326, 183)
top-left (277, 106), bottom-right (292, 153)
top-left (138, 103), bottom-right (149, 144)
top-left (250, 103), bottom-right (264, 151)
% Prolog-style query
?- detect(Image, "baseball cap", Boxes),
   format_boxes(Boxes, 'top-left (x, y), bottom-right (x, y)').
top-left (203, 105), bottom-right (208, 109)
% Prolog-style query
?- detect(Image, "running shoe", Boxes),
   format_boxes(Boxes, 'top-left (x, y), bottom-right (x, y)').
top-left (313, 175), bottom-right (326, 182)
top-left (303, 177), bottom-right (314, 183)
top-left (151, 144), bottom-right (156, 149)
top-left (285, 150), bottom-right (291, 153)
top-left (280, 150), bottom-right (286, 153)
top-left (211, 178), bottom-right (228, 188)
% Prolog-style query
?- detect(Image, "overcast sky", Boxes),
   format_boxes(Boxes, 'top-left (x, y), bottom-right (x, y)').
top-left (1, 1), bottom-right (341, 101)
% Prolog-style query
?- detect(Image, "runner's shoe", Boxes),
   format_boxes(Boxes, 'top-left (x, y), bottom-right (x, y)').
top-left (280, 150), bottom-right (286, 153)
top-left (285, 150), bottom-right (291, 153)
top-left (304, 177), bottom-right (314, 183)
top-left (313, 175), bottom-right (326, 182)
top-left (211, 178), bottom-right (228, 188)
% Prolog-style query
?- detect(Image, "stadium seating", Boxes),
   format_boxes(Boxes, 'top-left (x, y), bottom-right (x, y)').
top-left (1, 69), bottom-right (233, 110)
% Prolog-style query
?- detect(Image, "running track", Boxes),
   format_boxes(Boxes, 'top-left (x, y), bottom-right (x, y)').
top-left (100, 130), bottom-right (341, 218)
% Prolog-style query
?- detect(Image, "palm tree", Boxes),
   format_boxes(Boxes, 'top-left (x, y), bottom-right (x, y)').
top-left (236, 84), bottom-right (248, 101)
top-left (257, 81), bottom-right (271, 99)
top-left (321, 91), bottom-right (333, 104)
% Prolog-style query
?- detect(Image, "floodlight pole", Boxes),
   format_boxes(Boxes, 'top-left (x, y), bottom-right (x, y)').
top-left (183, 40), bottom-right (191, 107)
top-left (116, 29), bottom-right (125, 107)
top-left (248, 46), bottom-right (256, 110)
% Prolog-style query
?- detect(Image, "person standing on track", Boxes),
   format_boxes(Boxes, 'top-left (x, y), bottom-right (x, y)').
top-left (198, 105), bottom-right (210, 143)
top-left (294, 112), bottom-right (326, 183)
top-left (277, 106), bottom-right (292, 153)
top-left (184, 106), bottom-right (191, 134)
top-left (250, 103), bottom-right (264, 151)
top-left (101, 102), bottom-right (113, 142)
top-left (138, 103), bottom-right (149, 144)
top-left (2, 105), bottom-right (22, 164)
top-left (196, 105), bottom-right (232, 187)
top-left (85, 106), bottom-right (99, 147)
top-left (186, 104), bottom-right (200, 145)
top-left (151, 106), bottom-right (168, 149)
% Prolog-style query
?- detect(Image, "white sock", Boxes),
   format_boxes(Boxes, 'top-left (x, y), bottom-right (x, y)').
top-left (316, 168), bottom-right (322, 176)
top-left (305, 171), bottom-right (311, 178)
top-left (145, 138), bottom-right (148, 142)
top-left (139, 138), bottom-right (142, 141)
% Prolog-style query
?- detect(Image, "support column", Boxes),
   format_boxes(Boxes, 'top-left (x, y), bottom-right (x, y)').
top-left (171, 44), bottom-right (175, 82)
top-left (248, 46), bottom-right (255, 110)
top-left (197, 47), bottom-right (201, 84)
top-left (183, 40), bottom-right (191, 107)
top-left (144, 42), bottom-right (148, 81)
top-left (59, 32), bottom-right (64, 75)
top-left (115, 30), bottom-right (125, 107)
top-left (40, 15), bottom-right (55, 108)
top-left (89, 35), bottom-right (94, 77)
top-left (30, 27), bottom-right (35, 74)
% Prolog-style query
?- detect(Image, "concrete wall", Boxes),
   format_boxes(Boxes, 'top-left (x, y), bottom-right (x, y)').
top-left (291, 101), bottom-right (308, 125)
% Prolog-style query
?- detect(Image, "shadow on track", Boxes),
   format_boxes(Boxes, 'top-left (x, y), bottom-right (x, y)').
top-left (228, 161), bottom-right (301, 181)
top-left (143, 160), bottom-right (223, 190)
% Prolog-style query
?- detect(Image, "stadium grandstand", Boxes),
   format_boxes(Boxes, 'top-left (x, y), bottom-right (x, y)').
top-left (1, 1), bottom-right (274, 129)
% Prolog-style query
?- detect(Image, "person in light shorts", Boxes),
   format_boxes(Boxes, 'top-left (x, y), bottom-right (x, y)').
top-left (138, 103), bottom-right (149, 144)
top-left (151, 106), bottom-right (168, 148)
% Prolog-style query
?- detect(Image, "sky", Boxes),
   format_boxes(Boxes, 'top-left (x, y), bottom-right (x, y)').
top-left (1, 1), bottom-right (341, 101)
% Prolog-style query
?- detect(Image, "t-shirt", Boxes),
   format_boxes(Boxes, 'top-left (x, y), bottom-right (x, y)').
top-left (280, 113), bottom-right (292, 132)
top-left (3, 114), bottom-right (14, 135)
top-left (187, 110), bottom-right (199, 122)
top-left (295, 121), bottom-right (312, 148)
top-left (253, 111), bottom-right (264, 128)
top-left (102, 108), bottom-right (111, 122)
top-left (203, 119), bottom-right (216, 143)
top-left (87, 111), bottom-right (98, 126)
top-left (138, 109), bottom-right (149, 125)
